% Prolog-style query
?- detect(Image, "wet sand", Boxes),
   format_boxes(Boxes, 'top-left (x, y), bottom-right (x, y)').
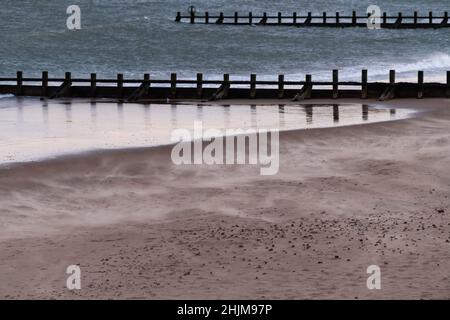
top-left (0, 98), bottom-right (449, 299)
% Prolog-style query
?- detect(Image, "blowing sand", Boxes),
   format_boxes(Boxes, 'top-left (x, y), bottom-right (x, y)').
top-left (0, 98), bottom-right (449, 299)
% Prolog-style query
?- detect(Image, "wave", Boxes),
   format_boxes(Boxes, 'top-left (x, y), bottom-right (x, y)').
top-left (0, 94), bottom-right (14, 99)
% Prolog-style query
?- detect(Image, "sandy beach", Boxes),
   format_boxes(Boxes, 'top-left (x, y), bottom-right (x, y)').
top-left (0, 98), bottom-right (449, 299)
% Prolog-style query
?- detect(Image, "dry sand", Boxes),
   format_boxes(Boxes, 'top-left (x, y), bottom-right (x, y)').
top-left (0, 98), bottom-right (449, 299)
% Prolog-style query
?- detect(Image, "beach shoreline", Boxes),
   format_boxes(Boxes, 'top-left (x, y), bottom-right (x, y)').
top-left (1, 98), bottom-right (449, 299)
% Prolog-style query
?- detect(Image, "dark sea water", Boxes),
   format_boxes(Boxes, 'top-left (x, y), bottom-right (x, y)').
top-left (0, 0), bottom-right (449, 82)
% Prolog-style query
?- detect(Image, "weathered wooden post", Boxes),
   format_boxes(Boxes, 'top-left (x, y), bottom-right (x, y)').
top-left (41, 71), bottom-right (48, 97)
top-left (429, 11), bottom-right (433, 24)
top-left (175, 12), bottom-right (181, 22)
top-left (305, 74), bottom-right (312, 99)
top-left (249, 12), bottom-right (253, 25)
top-left (278, 12), bottom-right (282, 24)
top-left (143, 73), bottom-right (150, 97)
top-left (417, 70), bottom-right (424, 99)
top-left (64, 72), bottom-right (72, 98)
top-left (414, 11), bottom-right (418, 25)
top-left (205, 12), bottom-right (209, 24)
top-left (395, 12), bottom-right (402, 27)
top-left (293, 12), bottom-right (297, 24)
top-left (190, 10), bottom-right (195, 24)
top-left (361, 69), bottom-right (368, 99)
top-left (306, 12), bottom-right (312, 24)
top-left (65, 72), bottom-right (72, 84)
top-left (278, 74), bottom-right (284, 99)
top-left (260, 12), bottom-right (267, 24)
top-left (170, 73), bottom-right (177, 98)
top-left (390, 70), bottom-right (395, 85)
top-left (90, 73), bottom-right (97, 98)
top-left (234, 12), bottom-right (238, 24)
top-left (250, 74), bottom-right (256, 99)
top-left (216, 12), bottom-right (224, 24)
top-left (352, 11), bottom-right (357, 25)
top-left (336, 12), bottom-right (340, 25)
top-left (447, 71), bottom-right (450, 97)
top-left (323, 12), bottom-right (327, 23)
top-left (117, 73), bottom-right (123, 99)
top-left (16, 71), bottom-right (23, 96)
top-left (332, 69), bottom-right (339, 99)
top-left (379, 70), bottom-right (396, 100)
top-left (196, 73), bottom-right (203, 98)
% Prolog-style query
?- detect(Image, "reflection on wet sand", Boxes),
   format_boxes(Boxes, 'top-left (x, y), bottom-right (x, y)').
top-left (0, 98), bottom-right (414, 164)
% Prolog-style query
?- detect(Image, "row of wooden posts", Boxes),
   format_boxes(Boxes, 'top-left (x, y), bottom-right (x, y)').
top-left (175, 11), bottom-right (450, 28)
top-left (2, 70), bottom-right (450, 101)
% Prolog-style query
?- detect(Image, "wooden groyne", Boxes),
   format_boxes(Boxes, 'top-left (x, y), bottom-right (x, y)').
top-left (175, 11), bottom-right (450, 29)
top-left (0, 70), bottom-right (449, 101)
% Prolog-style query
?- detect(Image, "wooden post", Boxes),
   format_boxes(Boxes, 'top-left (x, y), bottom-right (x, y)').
top-left (117, 73), bottom-right (123, 99)
top-left (143, 73), bottom-right (150, 97)
top-left (41, 71), bottom-right (48, 97)
top-left (16, 71), bottom-right (23, 96)
top-left (429, 11), bottom-right (433, 24)
top-left (414, 11), bottom-right (418, 25)
top-left (64, 72), bottom-right (72, 98)
top-left (278, 74), bottom-right (284, 99)
top-left (336, 12), bottom-right (340, 25)
top-left (90, 73), bottom-right (97, 98)
top-left (293, 12), bottom-right (297, 24)
top-left (190, 11), bottom-right (195, 24)
top-left (352, 11), bottom-right (357, 25)
top-left (361, 69), bottom-right (368, 99)
top-left (332, 69), bottom-right (338, 99)
top-left (234, 12), bottom-right (238, 24)
top-left (217, 12), bottom-right (224, 24)
top-left (390, 70), bottom-right (396, 85)
top-left (417, 70), bottom-right (424, 99)
top-left (447, 71), bottom-right (450, 97)
top-left (323, 12), bottom-right (327, 23)
top-left (175, 12), bottom-right (181, 22)
top-left (397, 12), bottom-right (402, 24)
top-left (196, 73), bottom-right (203, 98)
top-left (305, 74), bottom-right (312, 99)
top-left (383, 12), bottom-right (387, 24)
top-left (278, 12), bottom-right (282, 24)
top-left (205, 12), bottom-right (209, 24)
top-left (250, 74), bottom-right (256, 99)
top-left (249, 12), bottom-right (252, 25)
top-left (170, 73), bottom-right (177, 98)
